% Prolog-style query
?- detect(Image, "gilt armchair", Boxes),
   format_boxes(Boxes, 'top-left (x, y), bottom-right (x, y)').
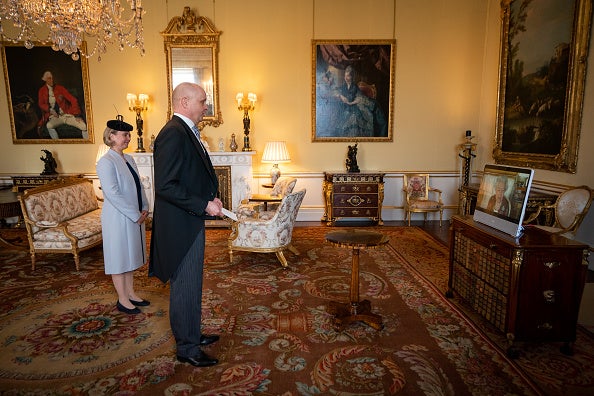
top-left (229, 189), bottom-right (306, 268)
top-left (403, 174), bottom-right (444, 226)
top-left (236, 176), bottom-right (297, 219)
top-left (523, 185), bottom-right (593, 239)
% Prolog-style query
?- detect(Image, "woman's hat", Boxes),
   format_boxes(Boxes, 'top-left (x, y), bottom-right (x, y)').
top-left (106, 115), bottom-right (133, 131)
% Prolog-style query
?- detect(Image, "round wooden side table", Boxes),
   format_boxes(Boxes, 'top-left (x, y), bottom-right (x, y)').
top-left (325, 229), bottom-right (389, 330)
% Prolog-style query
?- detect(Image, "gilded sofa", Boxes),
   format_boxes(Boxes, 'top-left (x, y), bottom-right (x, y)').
top-left (18, 178), bottom-right (102, 270)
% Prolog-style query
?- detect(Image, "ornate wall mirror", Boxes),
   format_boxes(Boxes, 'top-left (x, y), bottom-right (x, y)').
top-left (161, 6), bottom-right (222, 128)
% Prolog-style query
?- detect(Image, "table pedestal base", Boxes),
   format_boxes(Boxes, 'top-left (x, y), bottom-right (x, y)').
top-left (328, 299), bottom-right (383, 330)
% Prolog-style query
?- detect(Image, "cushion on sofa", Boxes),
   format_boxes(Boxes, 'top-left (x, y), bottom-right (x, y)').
top-left (31, 209), bottom-right (102, 249)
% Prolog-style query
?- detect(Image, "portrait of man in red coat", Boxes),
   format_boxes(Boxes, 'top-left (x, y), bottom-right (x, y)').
top-left (38, 70), bottom-right (88, 139)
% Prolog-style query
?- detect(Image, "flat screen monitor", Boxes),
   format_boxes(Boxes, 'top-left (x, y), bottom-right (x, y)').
top-left (473, 164), bottom-right (535, 237)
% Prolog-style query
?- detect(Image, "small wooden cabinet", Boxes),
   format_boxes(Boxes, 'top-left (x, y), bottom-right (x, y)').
top-left (447, 215), bottom-right (589, 357)
top-left (322, 171), bottom-right (384, 225)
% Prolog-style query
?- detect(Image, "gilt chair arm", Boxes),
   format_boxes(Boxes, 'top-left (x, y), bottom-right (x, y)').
top-left (429, 187), bottom-right (443, 203)
top-left (523, 203), bottom-right (555, 224)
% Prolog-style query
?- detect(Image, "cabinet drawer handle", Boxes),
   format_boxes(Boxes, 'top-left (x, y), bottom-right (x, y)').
top-left (543, 290), bottom-right (555, 303)
top-left (544, 261), bottom-right (560, 269)
top-left (537, 323), bottom-right (553, 330)
top-left (346, 195), bottom-right (363, 206)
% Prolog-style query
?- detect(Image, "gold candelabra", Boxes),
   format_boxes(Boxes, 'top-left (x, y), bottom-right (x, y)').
top-left (127, 93), bottom-right (149, 153)
top-left (236, 92), bottom-right (257, 151)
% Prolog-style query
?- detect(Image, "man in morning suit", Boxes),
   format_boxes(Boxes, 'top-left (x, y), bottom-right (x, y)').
top-left (149, 82), bottom-right (223, 367)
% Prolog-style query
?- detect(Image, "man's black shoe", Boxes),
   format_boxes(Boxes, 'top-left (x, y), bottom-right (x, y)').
top-left (200, 334), bottom-right (220, 346)
top-left (177, 351), bottom-right (218, 367)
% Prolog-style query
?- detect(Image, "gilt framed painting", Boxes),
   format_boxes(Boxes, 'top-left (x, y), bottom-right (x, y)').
top-left (1, 42), bottom-right (94, 143)
top-left (312, 40), bottom-right (395, 142)
top-left (493, 0), bottom-right (592, 172)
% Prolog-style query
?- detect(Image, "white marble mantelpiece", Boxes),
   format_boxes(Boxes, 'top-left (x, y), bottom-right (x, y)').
top-left (130, 151), bottom-right (255, 214)
top-left (209, 151), bottom-right (255, 209)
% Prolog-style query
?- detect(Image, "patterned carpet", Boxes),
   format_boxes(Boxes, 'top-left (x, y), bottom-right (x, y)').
top-left (0, 226), bottom-right (592, 395)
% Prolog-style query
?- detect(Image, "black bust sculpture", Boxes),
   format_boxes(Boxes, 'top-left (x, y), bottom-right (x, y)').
top-left (345, 143), bottom-right (360, 173)
top-left (40, 149), bottom-right (58, 175)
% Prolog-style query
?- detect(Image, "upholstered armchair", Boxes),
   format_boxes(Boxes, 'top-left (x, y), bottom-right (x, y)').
top-left (228, 189), bottom-right (306, 268)
top-left (236, 176), bottom-right (297, 219)
top-left (403, 173), bottom-right (444, 226)
top-left (523, 185), bottom-right (593, 239)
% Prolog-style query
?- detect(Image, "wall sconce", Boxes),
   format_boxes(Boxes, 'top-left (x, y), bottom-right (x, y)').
top-left (261, 141), bottom-right (291, 184)
top-left (236, 92), bottom-right (257, 151)
top-left (126, 93), bottom-right (149, 152)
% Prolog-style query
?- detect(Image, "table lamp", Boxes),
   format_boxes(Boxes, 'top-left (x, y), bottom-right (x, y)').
top-left (261, 141), bottom-right (291, 184)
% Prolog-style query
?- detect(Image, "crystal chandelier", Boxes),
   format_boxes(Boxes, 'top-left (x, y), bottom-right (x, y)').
top-left (0, 0), bottom-right (145, 61)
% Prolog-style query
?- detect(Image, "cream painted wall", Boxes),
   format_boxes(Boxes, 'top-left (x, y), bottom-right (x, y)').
top-left (0, 0), bottom-right (489, 176)
top-left (0, 0), bottom-right (592, 240)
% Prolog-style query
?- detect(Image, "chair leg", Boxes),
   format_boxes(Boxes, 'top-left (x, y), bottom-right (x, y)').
top-left (439, 209), bottom-right (443, 227)
top-left (407, 211), bottom-right (411, 226)
top-left (228, 249), bottom-right (234, 263)
top-left (287, 243), bottom-right (299, 256)
top-left (275, 250), bottom-right (289, 269)
top-left (30, 251), bottom-right (36, 270)
top-left (74, 254), bottom-right (80, 271)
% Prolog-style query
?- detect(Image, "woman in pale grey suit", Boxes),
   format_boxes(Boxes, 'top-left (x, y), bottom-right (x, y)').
top-left (96, 116), bottom-right (149, 315)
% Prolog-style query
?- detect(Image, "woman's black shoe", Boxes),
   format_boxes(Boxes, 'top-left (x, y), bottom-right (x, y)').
top-left (130, 299), bottom-right (150, 307)
top-left (116, 301), bottom-right (141, 315)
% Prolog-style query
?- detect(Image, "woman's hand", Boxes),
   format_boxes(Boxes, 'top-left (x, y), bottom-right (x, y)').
top-left (137, 210), bottom-right (149, 224)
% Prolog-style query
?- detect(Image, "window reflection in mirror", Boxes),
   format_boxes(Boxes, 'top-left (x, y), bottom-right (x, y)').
top-left (171, 47), bottom-right (214, 116)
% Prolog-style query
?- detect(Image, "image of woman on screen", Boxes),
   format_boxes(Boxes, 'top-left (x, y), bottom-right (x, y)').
top-left (486, 177), bottom-right (511, 216)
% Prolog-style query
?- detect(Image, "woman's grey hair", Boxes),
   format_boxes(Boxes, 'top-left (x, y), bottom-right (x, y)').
top-left (102, 127), bottom-right (116, 146)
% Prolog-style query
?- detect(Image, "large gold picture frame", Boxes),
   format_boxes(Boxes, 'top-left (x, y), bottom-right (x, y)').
top-left (494, 0), bottom-right (592, 173)
top-left (2, 42), bottom-right (94, 144)
top-left (312, 40), bottom-right (395, 142)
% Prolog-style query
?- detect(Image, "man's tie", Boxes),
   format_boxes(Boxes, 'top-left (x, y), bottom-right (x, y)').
top-left (191, 125), bottom-right (201, 140)
top-left (191, 125), bottom-right (207, 154)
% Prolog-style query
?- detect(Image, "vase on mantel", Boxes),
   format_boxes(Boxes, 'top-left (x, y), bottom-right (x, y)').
top-left (230, 133), bottom-right (238, 152)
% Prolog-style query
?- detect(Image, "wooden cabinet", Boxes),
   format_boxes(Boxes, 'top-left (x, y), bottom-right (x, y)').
top-left (448, 215), bottom-right (589, 357)
top-left (322, 172), bottom-right (384, 225)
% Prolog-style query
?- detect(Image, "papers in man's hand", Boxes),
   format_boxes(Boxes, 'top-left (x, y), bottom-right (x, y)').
top-left (221, 207), bottom-right (238, 221)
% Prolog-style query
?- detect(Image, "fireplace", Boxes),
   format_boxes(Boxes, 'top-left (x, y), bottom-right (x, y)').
top-left (206, 166), bottom-right (232, 226)
top-left (214, 166), bottom-right (232, 210)
top-left (129, 151), bottom-right (255, 225)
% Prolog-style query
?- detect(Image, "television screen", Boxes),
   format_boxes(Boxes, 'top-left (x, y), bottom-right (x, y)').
top-left (473, 164), bottom-right (534, 237)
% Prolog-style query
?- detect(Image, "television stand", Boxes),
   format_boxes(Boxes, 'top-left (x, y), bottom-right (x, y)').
top-left (447, 215), bottom-right (589, 358)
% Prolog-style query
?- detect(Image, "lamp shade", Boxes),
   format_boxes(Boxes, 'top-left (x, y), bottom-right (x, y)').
top-left (261, 141), bottom-right (291, 164)
top-left (96, 144), bottom-right (110, 165)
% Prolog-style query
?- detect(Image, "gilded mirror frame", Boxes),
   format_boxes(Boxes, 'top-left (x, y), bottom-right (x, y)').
top-left (161, 7), bottom-right (222, 128)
